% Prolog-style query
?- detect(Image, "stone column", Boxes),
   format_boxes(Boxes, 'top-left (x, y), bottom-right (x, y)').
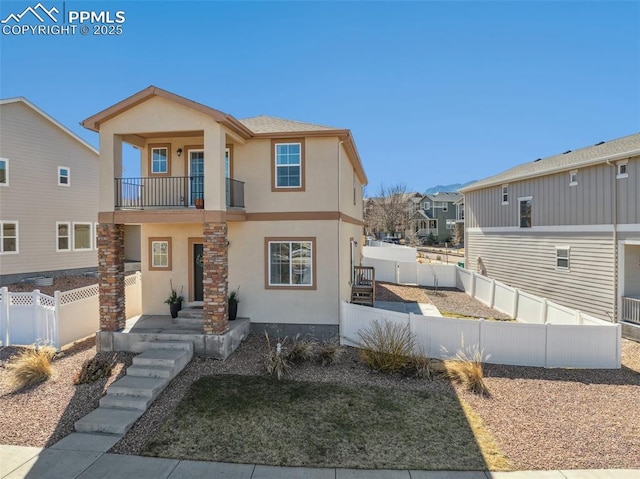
top-left (97, 223), bottom-right (125, 331)
top-left (203, 221), bottom-right (228, 334)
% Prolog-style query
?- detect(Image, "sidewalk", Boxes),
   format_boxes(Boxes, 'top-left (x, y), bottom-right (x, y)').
top-left (1, 444), bottom-right (638, 479)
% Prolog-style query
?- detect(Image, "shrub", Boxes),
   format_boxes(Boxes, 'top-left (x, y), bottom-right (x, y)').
top-left (444, 343), bottom-right (490, 396)
top-left (317, 338), bottom-right (344, 366)
top-left (73, 357), bottom-right (113, 385)
top-left (406, 352), bottom-right (433, 380)
top-left (285, 334), bottom-right (317, 363)
top-left (5, 345), bottom-right (56, 390)
top-left (358, 320), bottom-right (416, 373)
top-left (265, 333), bottom-right (290, 380)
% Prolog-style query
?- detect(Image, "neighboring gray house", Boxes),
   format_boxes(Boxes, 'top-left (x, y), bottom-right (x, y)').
top-left (461, 133), bottom-right (640, 339)
top-left (0, 98), bottom-right (100, 283)
top-left (407, 191), bottom-right (462, 244)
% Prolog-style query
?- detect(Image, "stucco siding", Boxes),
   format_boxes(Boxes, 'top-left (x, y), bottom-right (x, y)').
top-left (466, 230), bottom-right (615, 320)
top-left (0, 101), bottom-right (99, 276)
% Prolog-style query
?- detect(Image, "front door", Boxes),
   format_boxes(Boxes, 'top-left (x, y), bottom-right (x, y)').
top-left (193, 243), bottom-right (204, 301)
top-left (189, 150), bottom-right (204, 206)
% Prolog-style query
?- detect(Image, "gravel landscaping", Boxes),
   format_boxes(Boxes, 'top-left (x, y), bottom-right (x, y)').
top-left (1, 276), bottom-right (98, 296)
top-left (0, 281), bottom-right (638, 470)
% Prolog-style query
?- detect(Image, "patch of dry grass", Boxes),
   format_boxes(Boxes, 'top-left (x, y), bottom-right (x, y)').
top-left (4, 346), bottom-right (57, 391)
top-left (358, 320), bottom-right (415, 372)
top-left (445, 345), bottom-right (490, 396)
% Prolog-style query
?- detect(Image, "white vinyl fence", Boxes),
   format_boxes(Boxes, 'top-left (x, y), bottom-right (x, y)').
top-left (352, 251), bottom-right (621, 368)
top-left (0, 272), bottom-right (142, 349)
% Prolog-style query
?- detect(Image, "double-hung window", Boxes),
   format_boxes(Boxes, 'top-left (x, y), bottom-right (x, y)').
top-left (556, 247), bottom-right (570, 270)
top-left (57, 222), bottom-right (70, 251)
top-left (501, 185), bottom-right (509, 205)
top-left (266, 238), bottom-right (315, 288)
top-left (149, 237), bottom-right (172, 270)
top-left (0, 158), bottom-right (8, 185)
top-left (58, 166), bottom-right (70, 186)
top-left (149, 144), bottom-right (170, 175)
top-left (0, 221), bottom-right (18, 253)
top-left (73, 223), bottom-right (92, 250)
top-left (273, 140), bottom-right (304, 190)
top-left (519, 197), bottom-right (532, 228)
top-left (617, 161), bottom-right (628, 179)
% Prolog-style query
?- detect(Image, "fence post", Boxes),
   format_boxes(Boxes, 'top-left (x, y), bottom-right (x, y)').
top-left (395, 261), bottom-right (400, 284)
top-left (470, 272), bottom-right (476, 298)
top-left (1, 287), bottom-right (9, 347)
top-left (512, 288), bottom-right (519, 319)
top-left (53, 291), bottom-right (60, 349)
top-left (33, 290), bottom-right (41, 344)
top-left (576, 310), bottom-right (583, 325)
top-left (541, 298), bottom-right (548, 324)
top-left (478, 318), bottom-right (483, 353)
top-left (489, 279), bottom-right (496, 308)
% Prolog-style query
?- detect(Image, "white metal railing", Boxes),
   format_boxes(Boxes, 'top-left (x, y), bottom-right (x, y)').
top-left (622, 297), bottom-right (640, 324)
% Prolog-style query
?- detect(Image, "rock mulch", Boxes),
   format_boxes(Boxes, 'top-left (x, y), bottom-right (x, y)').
top-left (1, 276), bottom-right (98, 297)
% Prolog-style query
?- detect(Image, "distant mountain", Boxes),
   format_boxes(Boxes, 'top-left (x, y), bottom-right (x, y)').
top-left (423, 180), bottom-right (476, 194)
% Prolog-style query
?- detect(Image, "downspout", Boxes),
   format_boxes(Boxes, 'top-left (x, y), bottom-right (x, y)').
top-left (605, 159), bottom-right (618, 322)
top-left (338, 140), bottom-right (343, 329)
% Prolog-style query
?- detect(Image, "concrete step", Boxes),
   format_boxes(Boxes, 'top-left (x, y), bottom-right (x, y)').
top-left (74, 407), bottom-right (144, 435)
top-left (127, 364), bottom-right (176, 379)
top-left (107, 376), bottom-right (169, 398)
top-left (133, 348), bottom-right (191, 369)
top-left (177, 308), bottom-right (204, 319)
top-left (99, 393), bottom-right (153, 411)
top-left (143, 341), bottom-right (194, 352)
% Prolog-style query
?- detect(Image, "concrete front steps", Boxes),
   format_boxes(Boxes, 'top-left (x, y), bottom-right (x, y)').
top-left (74, 341), bottom-right (193, 436)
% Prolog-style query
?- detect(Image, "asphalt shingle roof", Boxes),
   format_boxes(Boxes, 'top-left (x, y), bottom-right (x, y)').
top-left (239, 115), bottom-right (339, 134)
top-left (462, 132), bottom-right (640, 192)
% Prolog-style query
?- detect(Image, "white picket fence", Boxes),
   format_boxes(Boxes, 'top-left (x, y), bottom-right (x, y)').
top-left (0, 272), bottom-right (142, 349)
top-left (350, 254), bottom-right (621, 368)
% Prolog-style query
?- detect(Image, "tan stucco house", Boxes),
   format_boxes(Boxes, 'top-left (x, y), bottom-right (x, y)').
top-left (461, 133), bottom-right (640, 340)
top-left (0, 98), bottom-right (100, 283)
top-left (82, 86), bottom-right (367, 339)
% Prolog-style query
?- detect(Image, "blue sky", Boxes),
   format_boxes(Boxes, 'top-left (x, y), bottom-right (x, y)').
top-left (1, 0), bottom-right (639, 192)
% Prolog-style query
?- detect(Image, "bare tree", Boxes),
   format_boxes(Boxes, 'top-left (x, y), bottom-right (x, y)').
top-left (364, 183), bottom-right (408, 238)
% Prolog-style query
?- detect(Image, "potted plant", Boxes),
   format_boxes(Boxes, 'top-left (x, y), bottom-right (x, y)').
top-left (194, 195), bottom-right (204, 209)
top-left (228, 287), bottom-right (240, 321)
top-left (164, 280), bottom-right (184, 318)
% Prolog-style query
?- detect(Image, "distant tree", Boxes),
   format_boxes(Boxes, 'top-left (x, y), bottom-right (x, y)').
top-left (364, 183), bottom-right (408, 237)
top-left (454, 223), bottom-right (464, 246)
top-left (425, 232), bottom-right (437, 246)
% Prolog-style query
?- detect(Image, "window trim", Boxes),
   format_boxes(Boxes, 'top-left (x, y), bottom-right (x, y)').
top-left (264, 237), bottom-right (316, 290)
top-left (148, 237), bottom-right (172, 271)
top-left (518, 196), bottom-right (533, 228)
top-left (271, 139), bottom-right (306, 192)
top-left (94, 223), bottom-right (99, 251)
top-left (616, 160), bottom-right (628, 179)
top-left (0, 158), bottom-right (8, 186)
top-left (148, 143), bottom-right (171, 177)
top-left (56, 221), bottom-right (71, 252)
top-left (555, 246), bottom-right (570, 271)
top-left (0, 221), bottom-right (18, 254)
top-left (58, 166), bottom-right (70, 187)
top-left (72, 222), bottom-right (93, 251)
top-left (569, 170), bottom-right (578, 186)
top-left (501, 184), bottom-right (509, 205)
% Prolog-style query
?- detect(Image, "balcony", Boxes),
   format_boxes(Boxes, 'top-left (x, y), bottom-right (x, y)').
top-left (114, 176), bottom-right (244, 209)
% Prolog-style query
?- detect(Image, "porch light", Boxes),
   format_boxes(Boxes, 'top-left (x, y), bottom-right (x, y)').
top-left (176, 148), bottom-right (183, 157)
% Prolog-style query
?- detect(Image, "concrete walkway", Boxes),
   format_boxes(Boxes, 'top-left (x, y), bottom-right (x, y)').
top-left (375, 301), bottom-right (442, 316)
top-left (1, 444), bottom-right (638, 479)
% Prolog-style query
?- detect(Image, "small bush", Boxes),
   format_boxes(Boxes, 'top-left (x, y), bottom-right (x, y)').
top-left (317, 339), bottom-right (344, 366)
top-left (5, 345), bottom-right (56, 390)
top-left (73, 357), bottom-right (113, 385)
top-left (444, 343), bottom-right (490, 396)
top-left (358, 320), bottom-right (416, 373)
top-left (406, 353), bottom-right (433, 380)
top-left (285, 334), bottom-right (317, 363)
top-left (265, 333), bottom-right (290, 380)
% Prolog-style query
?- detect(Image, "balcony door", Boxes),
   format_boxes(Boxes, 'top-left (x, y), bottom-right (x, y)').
top-left (188, 150), bottom-right (204, 206)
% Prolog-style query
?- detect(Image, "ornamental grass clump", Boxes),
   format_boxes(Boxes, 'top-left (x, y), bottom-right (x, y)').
top-left (73, 357), bottom-right (113, 385)
top-left (265, 333), bottom-right (290, 380)
top-left (358, 320), bottom-right (416, 373)
top-left (285, 334), bottom-right (317, 364)
top-left (317, 338), bottom-right (344, 366)
top-left (444, 341), bottom-right (491, 396)
top-left (5, 344), bottom-right (56, 390)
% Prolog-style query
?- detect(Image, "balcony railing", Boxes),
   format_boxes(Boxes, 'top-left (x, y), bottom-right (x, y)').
top-left (114, 176), bottom-right (245, 209)
top-left (622, 296), bottom-right (640, 324)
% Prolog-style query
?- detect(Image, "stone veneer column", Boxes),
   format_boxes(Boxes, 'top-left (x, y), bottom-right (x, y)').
top-left (203, 222), bottom-right (229, 334)
top-left (97, 223), bottom-right (125, 331)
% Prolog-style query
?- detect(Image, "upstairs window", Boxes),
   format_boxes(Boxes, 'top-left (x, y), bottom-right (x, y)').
top-left (502, 185), bottom-right (509, 205)
top-left (457, 204), bottom-right (465, 221)
top-left (273, 140), bottom-right (304, 190)
top-left (617, 160), bottom-right (628, 179)
top-left (446, 219), bottom-right (456, 230)
top-left (422, 201), bottom-right (431, 210)
top-left (149, 144), bottom-right (170, 176)
top-left (556, 247), bottom-right (570, 270)
top-left (519, 197), bottom-right (532, 228)
top-left (569, 170), bottom-right (578, 186)
top-left (58, 166), bottom-right (70, 186)
top-left (0, 158), bottom-right (8, 185)
top-left (0, 221), bottom-right (18, 253)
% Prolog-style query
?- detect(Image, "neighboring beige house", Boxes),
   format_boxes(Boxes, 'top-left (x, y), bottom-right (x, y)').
top-left (82, 86), bottom-right (367, 336)
top-left (461, 133), bottom-right (640, 339)
top-left (0, 98), bottom-right (100, 283)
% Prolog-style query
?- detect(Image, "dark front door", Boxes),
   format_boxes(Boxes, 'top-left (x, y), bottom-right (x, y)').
top-left (193, 243), bottom-right (204, 301)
